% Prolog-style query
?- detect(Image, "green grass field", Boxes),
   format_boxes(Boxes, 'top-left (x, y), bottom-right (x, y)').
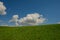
top-left (0, 24), bottom-right (60, 40)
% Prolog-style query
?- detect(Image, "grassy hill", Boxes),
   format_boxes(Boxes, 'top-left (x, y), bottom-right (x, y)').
top-left (0, 24), bottom-right (60, 40)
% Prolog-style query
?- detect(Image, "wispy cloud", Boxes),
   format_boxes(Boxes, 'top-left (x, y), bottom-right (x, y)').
top-left (0, 20), bottom-right (3, 22)
top-left (57, 22), bottom-right (60, 24)
top-left (1, 23), bottom-right (8, 26)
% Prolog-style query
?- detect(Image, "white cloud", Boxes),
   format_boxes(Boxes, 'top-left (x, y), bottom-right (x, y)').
top-left (18, 13), bottom-right (46, 25)
top-left (9, 15), bottom-right (19, 26)
top-left (9, 13), bottom-right (46, 26)
top-left (0, 1), bottom-right (6, 15)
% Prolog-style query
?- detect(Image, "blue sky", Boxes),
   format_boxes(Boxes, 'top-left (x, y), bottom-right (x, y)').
top-left (0, 0), bottom-right (60, 25)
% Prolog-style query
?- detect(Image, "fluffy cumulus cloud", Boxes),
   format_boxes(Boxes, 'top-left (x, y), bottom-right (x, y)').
top-left (9, 13), bottom-right (46, 26)
top-left (0, 1), bottom-right (6, 15)
top-left (18, 13), bottom-right (46, 25)
top-left (9, 15), bottom-right (19, 26)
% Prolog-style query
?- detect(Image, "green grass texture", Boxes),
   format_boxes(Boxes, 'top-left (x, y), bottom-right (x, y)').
top-left (0, 24), bottom-right (60, 40)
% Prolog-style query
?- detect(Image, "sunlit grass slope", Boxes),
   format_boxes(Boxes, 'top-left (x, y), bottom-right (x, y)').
top-left (0, 24), bottom-right (60, 40)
